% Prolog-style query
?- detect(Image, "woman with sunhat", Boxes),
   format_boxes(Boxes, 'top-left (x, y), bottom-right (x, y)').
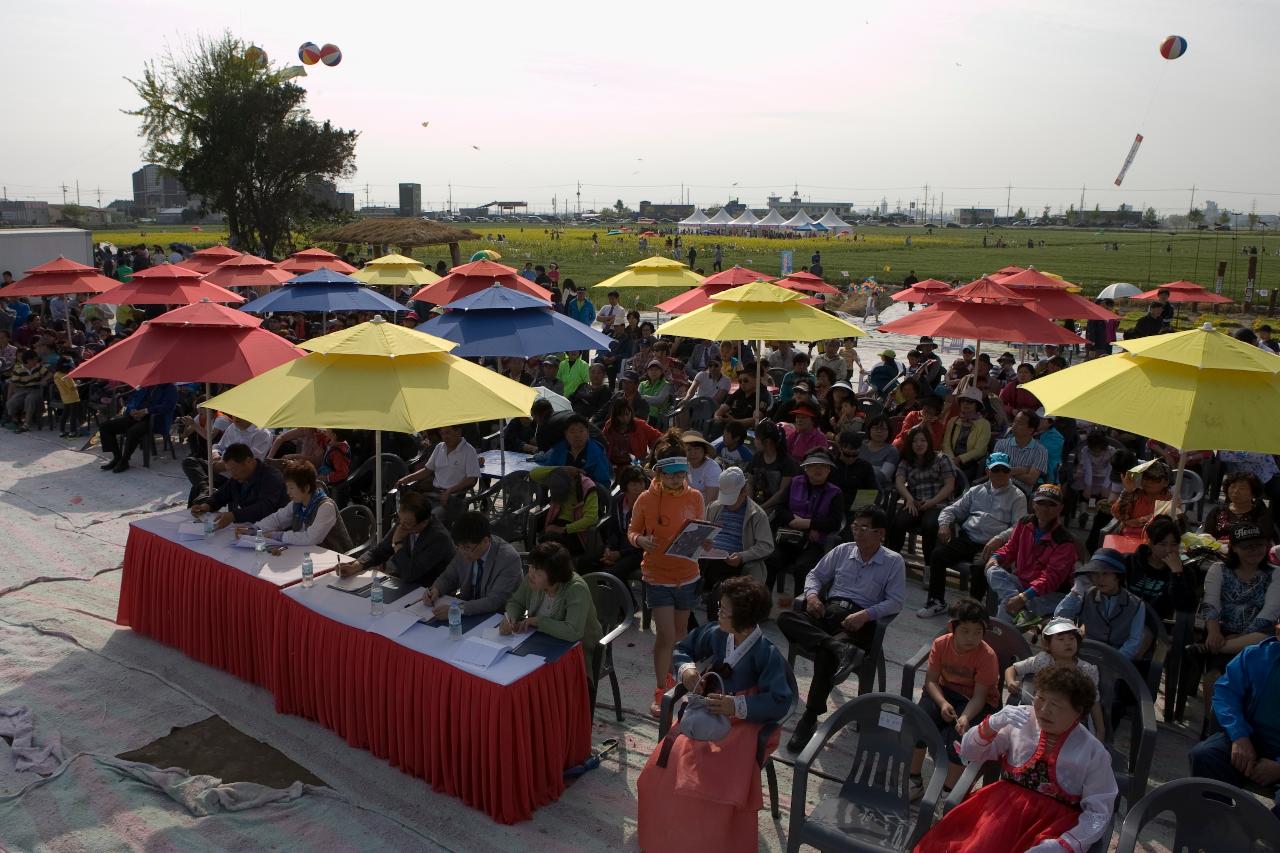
top-left (681, 431), bottom-right (720, 504)
top-left (629, 430), bottom-right (706, 716)
top-left (782, 404), bottom-right (829, 464)
top-left (765, 448), bottom-right (846, 601)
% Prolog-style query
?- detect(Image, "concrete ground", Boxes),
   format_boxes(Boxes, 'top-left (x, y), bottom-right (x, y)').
top-left (0, 303), bottom-right (1198, 851)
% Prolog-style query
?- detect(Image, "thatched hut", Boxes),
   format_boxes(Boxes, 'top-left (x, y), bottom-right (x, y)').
top-left (310, 219), bottom-right (480, 266)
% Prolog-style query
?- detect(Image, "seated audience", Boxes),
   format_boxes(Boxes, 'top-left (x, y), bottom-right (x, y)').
top-left (1112, 459), bottom-right (1178, 533)
top-left (783, 404), bottom-right (829, 463)
top-left (984, 484), bottom-right (1078, 625)
top-left (765, 449), bottom-right (845, 599)
top-left (254, 460), bottom-right (352, 552)
top-left (4, 349), bottom-right (49, 432)
top-left (601, 399), bottom-right (660, 472)
top-left (423, 511), bottom-right (522, 618)
top-left (713, 420), bottom-right (753, 467)
top-left (1056, 548), bottom-right (1147, 660)
top-left (914, 665), bottom-right (1117, 853)
top-left (779, 505), bottom-right (906, 751)
top-left (829, 431), bottom-right (877, 502)
top-left (599, 465), bottom-right (647, 585)
top-left (532, 413), bottom-right (612, 487)
top-left (182, 415), bottom-right (273, 505)
top-left (190, 443), bottom-right (288, 528)
top-left (892, 394), bottom-right (945, 454)
top-left (993, 409), bottom-right (1048, 496)
top-left (941, 388), bottom-right (992, 481)
top-left (637, 576), bottom-right (793, 852)
top-left (396, 424), bottom-right (480, 516)
top-left (98, 382), bottom-right (178, 472)
top-left (682, 431), bottom-right (720, 503)
top-left (744, 419), bottom-right (800, 514)
top-left (531, 465), bottom-right (600, 559)
top-left (909, 598), bottom-right (1000, 796)
top-left (336, 491), bottom-right (455, 587)
top-left (502, 541), bottom-right (602, 682)
top-left (1201, 470), bottom-right (1275, 543)
top-left (860, 415), bottom-right (900, 490)
top-left (713, 366), bottom-right (770, 432)
top-left (1125, 515), bottom-right (1197, 621)
top-left (701, 467), bottom-right (774, 618)
top-left (886, 426), bottom-right (956, 564)
top-left (778, 352), bottom-right (816, 403)
top-left (1005, 617), bottom-right (1104, 733)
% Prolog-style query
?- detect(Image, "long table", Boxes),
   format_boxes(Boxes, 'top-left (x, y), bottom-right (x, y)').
top-left (117, 512), bottom-right (592, 823)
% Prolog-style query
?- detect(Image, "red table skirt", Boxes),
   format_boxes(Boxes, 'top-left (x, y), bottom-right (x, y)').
top-left (117, 526), bottom-right (282, 691)
top-left (272, 594), bottom-right (592, 824)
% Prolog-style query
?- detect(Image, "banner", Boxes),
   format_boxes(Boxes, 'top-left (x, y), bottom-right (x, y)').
top-left (780, 250), bottom-right (793, 276)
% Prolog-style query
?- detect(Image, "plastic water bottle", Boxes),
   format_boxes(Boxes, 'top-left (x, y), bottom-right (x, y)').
top-left (254, 530), bottom-right (266, 553)
top-left (301, 554), bottom-right (314, 588)
top-left (448, 601), bottom-right (463, 640)
top-left (202, 517), bottom-right (214, 541)
top-left (370, 575), bottom-right (384, 617)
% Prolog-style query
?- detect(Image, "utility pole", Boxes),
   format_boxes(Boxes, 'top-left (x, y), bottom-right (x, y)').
top-left (447, 182), bottom-right (453, 214)
top-left (922, 184), bottom-right (929, 225)
top-left (1079, 184), bottom-right (1086, 214)
top-left (940, 192), bottom-right (944, 222)
top-left (1005, 183), bottom-right (1011, 220)
top-left (1189, 184), bottom-right (1196, 214)
top-left (60, 183), bottom-right (68, 205)
top-left (95, 187), bottom-right (102, 208)
top-left (576, 181), bottom-right (582, 216)
top-left (75, 180), bottom-right (81, 206)
top-left (364, 183), bottom-right (370, 208)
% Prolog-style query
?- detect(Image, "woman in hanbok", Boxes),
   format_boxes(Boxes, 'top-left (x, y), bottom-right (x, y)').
top-left (637, 576), bottom-right (793, 852)
top-left (914, 664), bottom-right (1117, 853)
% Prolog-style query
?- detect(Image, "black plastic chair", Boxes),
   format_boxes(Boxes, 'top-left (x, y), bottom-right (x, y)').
top-left (658, 660), bottom-right (799, 820)
top-left (786, 603), bottom-right (897, 698)
top-left (900, 619), bottom-right (1033, 702)
top-left (1116, 777), bottom-right (1280, 853)
top-left (338, 504), bottom-right (376, 556)
top-left (788, 692), bottom-right (948, 852)
top-left (581, 572), bottom-right (633, 722)
top-left (1077, 638), bottom-right (1158, 811)
top-left (1162, 609), bottom-right (1196, 724)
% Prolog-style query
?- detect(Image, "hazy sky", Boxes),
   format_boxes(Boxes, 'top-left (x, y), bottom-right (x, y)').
top-left (4, 0), bottom-right (1277, 216)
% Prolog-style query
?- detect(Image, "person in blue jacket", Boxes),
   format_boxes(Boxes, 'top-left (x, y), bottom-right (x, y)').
top-left (531, 413), bottom-right (612, 487)
top-left (1190, 622), bottom-right (1280, 816)
top-left (98, 383), bottom-right (178, 473)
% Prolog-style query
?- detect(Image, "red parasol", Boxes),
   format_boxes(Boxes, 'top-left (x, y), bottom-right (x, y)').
top-left (879, 278), bottom-right (1085, 348)
top-left (890, 278), bottom-right (953, 304)
top-left (409, 259), bottom-right (551, 304)
top-left (4, 257), bottom-right (119, 297)
top-left (990, 265), bottom-right (1028, 279)
top-left (778, 271), bottom-right (840, 295)
top-left (181, 245), bottom-right (243, 275)
top-left (201, 254), bottom-right (294, 289)
top-left (276, 247), bottom-right (358, 275)
top-left (1005, 285), bottom-right (1120, 321)
top-left (85, 263), bottom-right (244, 305)
top-left (1131, 281), bottom-right (1233, 304)
top-left (656, 265), bottom-right (775, 314)
top-left (995, 267), bottom-right (1078, 289)
top-left (698, 265), bottom-right (774, 288)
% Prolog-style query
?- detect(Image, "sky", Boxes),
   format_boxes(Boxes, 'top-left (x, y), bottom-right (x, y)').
top-left (4, 0), bottom-right (1278, 217)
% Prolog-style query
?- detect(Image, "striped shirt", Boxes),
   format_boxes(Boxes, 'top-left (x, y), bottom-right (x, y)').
top-left (994, 435), bottom-right (1049, 493)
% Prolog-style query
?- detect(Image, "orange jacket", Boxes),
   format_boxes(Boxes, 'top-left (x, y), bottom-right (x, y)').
top-left (628, 477), bottom-right (704, 586)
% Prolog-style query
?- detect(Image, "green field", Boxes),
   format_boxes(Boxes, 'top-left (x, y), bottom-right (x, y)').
top-left (94, 223), bottom-right (1274, 308)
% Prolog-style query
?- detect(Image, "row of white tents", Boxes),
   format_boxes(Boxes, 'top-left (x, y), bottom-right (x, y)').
top-left (677, 207), bottom-right (852, 232)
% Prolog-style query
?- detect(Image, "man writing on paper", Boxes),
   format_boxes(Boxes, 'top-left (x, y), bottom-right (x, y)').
top-left (422, 511), bottom-right (522, 618)
top-left (337, 491), bottom-right (455, 587)
top-left (190, 443), bottom-right (288, 529)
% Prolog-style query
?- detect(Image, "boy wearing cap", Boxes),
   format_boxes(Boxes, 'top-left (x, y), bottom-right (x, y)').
top-left (985, 484), bottom-right (1079, 625)
top-left (867, 350), bottom-right (900, 396)
top-left (1055, 548), bottom-right (1148, 660)
top-left (919, 452), bottom-right (1028, 618)
top-left (701, 467), bottom-right (774, 617)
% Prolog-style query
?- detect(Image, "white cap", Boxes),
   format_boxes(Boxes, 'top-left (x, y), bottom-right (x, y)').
top-left (718, 466), bottom-right (747, 504)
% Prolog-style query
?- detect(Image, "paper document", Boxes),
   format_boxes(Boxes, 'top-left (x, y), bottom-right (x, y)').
top-left (664, 519), bottom-right (724, 560)
top-left (475, 623), bottom-right (535, 650)
top-left (449, 637), bottom-right (512, 669)
top-left (1128, 459), bottom-right (1160, 476)
top-left (175, 522), bottom-right (207, 541)
top-left (328, 572), bottom-right (374, 592)
top-left (368, 610), bottom-right (419, 639)
top-left (231, 537), bottom-right (274, 550)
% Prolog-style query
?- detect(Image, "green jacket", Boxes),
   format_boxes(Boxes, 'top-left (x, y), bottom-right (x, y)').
top-left (505, 571), bottom-right (602, 682)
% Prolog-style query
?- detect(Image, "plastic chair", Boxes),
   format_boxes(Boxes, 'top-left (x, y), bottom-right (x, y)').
top-left (786, 601), bottom-right (897, 698)
top-left (1178, 469), bottom-right (1206, 522)
top-left (140, 409), bottom-right (178, 468)
top-left (338, 504), bottom-right (376, 556)
top-left (1115, 777), bottom-right (1280, 853)
top-left (787, 692), bottom-right (948, 852)
top-left (1077, 638), bottom-right (1158, 811)
top-left (1162, 609), bottom-right (1196, 724)
top-left (581, 572), bottom-right (634, 722)
top-left (900, 619), bottom-right (1033, 701)
top-left (658, 660), bottom-right (799, 820)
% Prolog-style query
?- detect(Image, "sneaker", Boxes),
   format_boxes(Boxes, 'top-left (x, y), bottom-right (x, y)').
top-left (916, 599), bottom-right (947, 618)
top-left (787, 712), bottom-right (818, 753)
top-left (908, 775), bottom-right (924, 802)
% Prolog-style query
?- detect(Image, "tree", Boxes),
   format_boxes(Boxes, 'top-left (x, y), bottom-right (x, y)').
top-left (1248, 212), bottom-right (1259, 230)
top-left (1216, 211), bottom-right (1231, 226)
top-left (1187, 207), bottom-right (1205, 227)
top-left (1040, 205), bottom-right (1051, 224)
top-left (1143, 207), bottom-right (1159, 226)
top-left (58, 204), bottom-right (86, 226)
top-left (128, 33), bottom-right (358, 257)
top-left (1013, 207), bottom-right (1026, 220)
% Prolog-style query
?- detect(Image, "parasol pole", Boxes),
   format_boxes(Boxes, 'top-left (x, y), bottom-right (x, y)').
top-left (1172, 450), bottom-right (1187, 514)
top-left (755, 339), bottom-right (763, 420)
top-left (205, 382), bottom-right (214, 495)
top-left (375, 429), bottom-right (382, 539)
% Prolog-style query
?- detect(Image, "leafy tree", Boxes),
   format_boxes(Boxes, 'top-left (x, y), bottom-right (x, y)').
top-left (1143, 207), bottom-right (1159, 226)
top-left (1040, 205), bottom-right (1051, 223)
top-left (58, 204), bottom-right (86, 226)
top-left (128, 33), bottom-right (358, 257)
top-left (1187, 207), bottom-right (1205, 226)
top-left (1216, 211), bottom-right (1231, 226)
top-left (1014, 207), bottom-right (1026, 220)
top-left (1248, 212), bottom-right (1259, 230)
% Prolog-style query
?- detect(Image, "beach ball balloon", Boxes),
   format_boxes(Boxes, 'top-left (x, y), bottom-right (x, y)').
top-left (298, 42), bottom-right (320, 65)
top-left (245, 45), bottom-right (268, 67)
top-left (1159, 35), bottom-right (1187, 60)
top-left (320, 43), bottom-right (342, 66)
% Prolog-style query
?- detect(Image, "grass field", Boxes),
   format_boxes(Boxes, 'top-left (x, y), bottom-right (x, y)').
top-left (94, 223), bottom-right (1276, 307)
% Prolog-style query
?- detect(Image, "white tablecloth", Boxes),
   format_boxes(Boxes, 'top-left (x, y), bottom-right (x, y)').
top-left (478, 450), bottom-right (540, 479)
top-left (131, 512), bottom-right (345, 589)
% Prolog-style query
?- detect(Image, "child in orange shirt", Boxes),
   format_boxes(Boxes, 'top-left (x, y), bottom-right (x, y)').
top-left (909, 597), bottom-right (999, 797)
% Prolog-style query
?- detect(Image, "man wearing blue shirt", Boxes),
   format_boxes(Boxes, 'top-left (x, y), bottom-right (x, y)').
top-left (565, 287), bottom-right (595, 326)
top-left (97, 383), bottom-right (178, 473)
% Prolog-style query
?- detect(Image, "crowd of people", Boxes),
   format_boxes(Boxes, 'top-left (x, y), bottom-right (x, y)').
top-left (6, 244), bottom-right (1280, 850)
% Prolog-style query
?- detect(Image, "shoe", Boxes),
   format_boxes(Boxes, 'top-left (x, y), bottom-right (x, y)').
top-left (650, 687), bottom-right (666, 719)
top-left (111, 460), bottom-right (130, 473)
top-left (832, 641), bottom-right (867, 685)
top-left (100, 457), bottom-right (120, 470)
top-left (916, 599), bottom-right (947, 618)
top-left (908, 774), bottom-right (924, 802)
top-left (787, 712), bottom-right (818, 753)
top-left (14, 426), bottom-right (28, 434)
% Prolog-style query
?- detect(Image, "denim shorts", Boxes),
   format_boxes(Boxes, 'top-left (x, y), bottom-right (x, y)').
top-left (645, 578), bottom-right (701, 610)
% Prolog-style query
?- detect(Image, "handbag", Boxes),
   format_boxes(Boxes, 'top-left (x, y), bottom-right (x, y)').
top-left (777, 527), bottom-right (806, 546)
top-left (656, 672), bottom-right (733, 768)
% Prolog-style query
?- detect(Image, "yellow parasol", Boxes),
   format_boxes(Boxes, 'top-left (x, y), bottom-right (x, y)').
top-left (656, 281), bottom-right (865, 414)
top-left (1023, 322), bottom-right (1280, 495)
top-left (352, 253), bottom-right (441, 288)
top-left (593, 256), bottom-right (704, 292)
top-left (203, 316), bottom-right (535, 533)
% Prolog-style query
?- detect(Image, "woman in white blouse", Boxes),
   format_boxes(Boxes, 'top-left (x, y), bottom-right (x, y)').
top-left (913, 664), bottom-right (1117, 853)
top-left (681, 432), bottom-right (720, 504)
top-left (257, 461), bottom-right (352, 553)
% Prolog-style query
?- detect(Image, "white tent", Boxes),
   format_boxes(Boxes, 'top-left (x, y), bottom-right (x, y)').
top-left (705, 208), bottom-right (735, 226)
top-left (677, 208), bottom-right (709, 232)
top-left (816, 209), bottom-right (852, 231)
top-left (729, 209), bottom-right (759, 228)
top-left (782, 208), bottom-right (815, 228)
top-left (756, 208), bottom-right (788, 228)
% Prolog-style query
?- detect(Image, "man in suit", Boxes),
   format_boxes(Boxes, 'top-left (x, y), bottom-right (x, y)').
top-left (190, 443), bottom-right (288, 528)
top-left (422, 511), bottom-right (522, 618)
top-left (338, 491), bottom-right (455, 587)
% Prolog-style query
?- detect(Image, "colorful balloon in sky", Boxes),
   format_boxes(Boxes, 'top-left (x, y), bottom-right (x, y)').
top-left (298, 42), bottom-right (320, 65)
top-left (1159, 35), bottom-right (1187, 60)
top-left (244, 45), bottom-right (268, 67)
top-left (320, 44), bottom-right (342, 67)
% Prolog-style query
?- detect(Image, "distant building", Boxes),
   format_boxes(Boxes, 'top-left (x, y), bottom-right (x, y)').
top-left (132, 164), bottom-right (189, 213)
top-left (955, 207), bottom-right (996, 225)
top-left (357, 206), bottom-right (398, 218)
top-left (336, 192), bottom-right (355, 213)
top-left (1203, 200), bottom-right (1220, 222)
top-left (305, 177), bottom-right (354, 214)
top-left (637, 200), bottom-right (695, 220)
top-left (398, 183), bottom-right (422, 218)
top-left (765, 191), bottom-right (855, 218)
top-left (0, 200), bottom-right (51, 225)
